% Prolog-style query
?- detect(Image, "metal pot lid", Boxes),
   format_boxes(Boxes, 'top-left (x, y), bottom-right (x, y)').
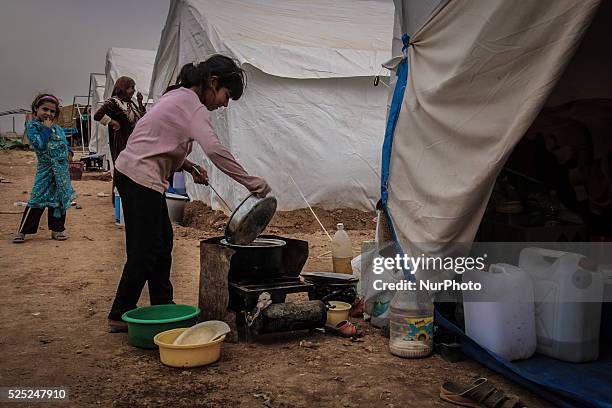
top-left (220, 237), bottom-right (286, 248)
top-left (224, 194), bottom-right (277, 245)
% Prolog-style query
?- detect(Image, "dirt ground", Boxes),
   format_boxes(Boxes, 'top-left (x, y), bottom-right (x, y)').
top-left (0, 150), bottom-right (552, 407)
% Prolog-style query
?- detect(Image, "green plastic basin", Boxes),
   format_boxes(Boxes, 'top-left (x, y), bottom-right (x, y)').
top-left (122, 304), bottom-right (201, 349)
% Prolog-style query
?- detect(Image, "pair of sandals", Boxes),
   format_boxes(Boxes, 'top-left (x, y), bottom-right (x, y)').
top-left (440, 377), bottom-right (527, 407)
top-left (13, 231), bottom-right (67, 243)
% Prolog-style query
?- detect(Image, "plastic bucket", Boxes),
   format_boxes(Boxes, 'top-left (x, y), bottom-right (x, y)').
top-left (122, 304), bottom-right (201, 349)
top-left (166, 192), bottom-right (189, 223)
top-left (154, 328), bottom-right (225, 368)
top-left (326, 301), bottom-right (351, 326)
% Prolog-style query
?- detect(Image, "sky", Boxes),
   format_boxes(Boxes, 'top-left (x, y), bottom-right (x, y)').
top-left (0, 0), bottom-right (170, 133)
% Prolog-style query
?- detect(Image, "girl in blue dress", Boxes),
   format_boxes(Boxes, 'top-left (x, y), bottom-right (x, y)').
top-left (13, 94), bottom-right (75, 243)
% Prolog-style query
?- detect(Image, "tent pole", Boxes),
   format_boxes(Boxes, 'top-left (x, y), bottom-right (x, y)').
top-left (87, 74), bottom-right (93, 152)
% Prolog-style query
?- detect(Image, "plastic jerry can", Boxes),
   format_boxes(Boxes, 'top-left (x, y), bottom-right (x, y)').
top-left (463, 264), bottom-right (537, 361)
top-left (519, 248), bottom-right (603, 362)
top-left (332, 223), bottom-right (353, 274)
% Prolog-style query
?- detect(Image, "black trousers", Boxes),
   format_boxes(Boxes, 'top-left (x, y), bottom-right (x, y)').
top-left (108, 170), bottom-right (174, 321)
top-left (18, 206), bottom-right (66, 234)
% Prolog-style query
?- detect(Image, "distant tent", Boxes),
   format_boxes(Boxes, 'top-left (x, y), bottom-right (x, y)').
top-left (149, 0), bottom-right (394, 211)
top-left (89, 47), bottom-right (156, 168)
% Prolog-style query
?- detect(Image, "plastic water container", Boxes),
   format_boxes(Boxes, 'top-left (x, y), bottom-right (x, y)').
top-left (463, 264), bottom-right (536, 361)
top-left (166, 192), bottom-right (189, 223)
top-left (332, 223), bottom-right (352, 274)
top-left (519, 248), bottom-right (604, 362)
top-left (599, 265), bottom-right (612, 342)
top-left (600, 264), bottom-right (612, 302)
top-left (389, 288), bottom-right (434, 358)
top-left (114, 188), bottom-right (124, 226)
top-left (172, 171), bottom-right (187, 196)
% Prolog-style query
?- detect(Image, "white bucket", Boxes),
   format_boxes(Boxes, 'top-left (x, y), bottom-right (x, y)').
top-left (114, 188), bottom-right (124, 226)
top-left (166, 192), bottom-right (189, 223)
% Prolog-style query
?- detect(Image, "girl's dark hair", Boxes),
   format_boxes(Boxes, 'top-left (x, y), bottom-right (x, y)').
top-left (164, 54), bottom-right (246, 99)
top-left (31, 93), bottom-right (61, 119)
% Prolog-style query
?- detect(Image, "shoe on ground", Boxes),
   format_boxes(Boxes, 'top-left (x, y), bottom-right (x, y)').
top-left (13, 233), bottom-right (25, 243)
top-left (108, 319), bottom-right (128, 333)
top-left (51, 231), bottom-right (68, 241)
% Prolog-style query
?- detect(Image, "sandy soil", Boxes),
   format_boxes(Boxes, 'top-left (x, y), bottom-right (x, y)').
top-left (0, 150), bottom-right (552, 407)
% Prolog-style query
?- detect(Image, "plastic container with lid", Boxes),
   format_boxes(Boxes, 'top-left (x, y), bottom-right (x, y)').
top-left (519, 248), bottom-right (604, 362)
top-left (332, 223), bottom-right (353, 274)
top-left (463, 264), bottom-right (536, 361)
top-left (388, 286), bottom-right (434, 358)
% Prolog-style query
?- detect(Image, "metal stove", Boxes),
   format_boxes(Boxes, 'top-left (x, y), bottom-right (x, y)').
top-left (229, 277), bottom-right (314, 312)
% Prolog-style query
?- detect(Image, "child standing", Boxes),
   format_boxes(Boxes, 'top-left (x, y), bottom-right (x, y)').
top-left (13, 93), bottom-right (75, 243)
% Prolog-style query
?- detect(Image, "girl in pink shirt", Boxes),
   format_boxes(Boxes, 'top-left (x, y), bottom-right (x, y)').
top-left (108, 55), bottom-right (271, 332)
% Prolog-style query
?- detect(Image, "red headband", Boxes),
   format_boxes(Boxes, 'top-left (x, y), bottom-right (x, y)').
top-left (38, 95), bottom-right (59, 105)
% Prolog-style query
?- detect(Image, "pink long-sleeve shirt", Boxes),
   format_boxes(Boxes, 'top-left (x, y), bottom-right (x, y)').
top-left (115, 87), bottom-right (269, 195)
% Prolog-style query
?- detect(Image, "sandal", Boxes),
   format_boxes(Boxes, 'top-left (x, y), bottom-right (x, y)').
top-left (440, 378), bottom-right (526, 407)
top-left (51, 231), bottom-right (68, 241)
top-left (325, 320), bottom-right (364, 338)
top-left (108, 319), bottom-right (128, 333)
top-left (13, 233), bottom-right (25, 244)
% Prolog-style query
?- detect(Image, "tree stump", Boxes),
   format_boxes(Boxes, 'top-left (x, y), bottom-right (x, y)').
top-left (198, 241), bottom-right (235, 322)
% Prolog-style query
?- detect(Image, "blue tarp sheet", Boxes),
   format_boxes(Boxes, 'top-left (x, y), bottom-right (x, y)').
top-left (436, 310), bottom-right (612, 408)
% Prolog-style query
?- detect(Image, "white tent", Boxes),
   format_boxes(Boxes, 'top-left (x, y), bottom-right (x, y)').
top-left (89, 47), bottom-right (157, 167)
top-left (149, 0), bottom-right (394, 211)
top-left (383, 0), bottom-right (612, 278)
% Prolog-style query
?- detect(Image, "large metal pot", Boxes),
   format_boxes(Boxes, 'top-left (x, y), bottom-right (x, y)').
top-left (220, 238), bottom-right (286, 279)
top-left (224, 194), bottom-right (277, 245)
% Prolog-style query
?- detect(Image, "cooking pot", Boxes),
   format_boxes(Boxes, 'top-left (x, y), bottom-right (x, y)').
top-left (220, 238), bottom-right (286, 279)
top-left (224, 194), bottom-right (277, 245)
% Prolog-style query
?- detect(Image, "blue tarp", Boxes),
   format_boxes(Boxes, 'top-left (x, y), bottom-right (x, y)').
top-left (436, 310), bottom-right (612, 408)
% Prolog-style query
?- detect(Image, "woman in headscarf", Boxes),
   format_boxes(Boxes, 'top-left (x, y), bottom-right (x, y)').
top-left (94, 76), bottom-right (146, 163)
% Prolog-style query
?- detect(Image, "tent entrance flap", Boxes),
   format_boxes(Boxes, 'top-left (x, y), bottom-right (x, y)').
top-left (385, 0), bottom-right (601, 248)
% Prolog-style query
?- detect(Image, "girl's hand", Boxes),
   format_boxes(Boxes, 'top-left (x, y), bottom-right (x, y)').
top-left (191, 164), bottom-right (209, 185)
top-left (43, 118), bottom-right (53, 128)
top-left (110, 119), bottom-right (121, 130)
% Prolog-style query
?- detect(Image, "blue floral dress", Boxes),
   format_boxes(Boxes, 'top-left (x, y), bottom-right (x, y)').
top-left (25, 120), bottom-right (76, 217)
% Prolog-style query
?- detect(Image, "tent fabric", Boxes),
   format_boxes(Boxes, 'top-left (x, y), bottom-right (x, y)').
top-left (176, 0), bottom-right (392, 80)
top-left (102, 48), bottom-right (157, 101)
top-left (149, 0), bottom-right (394, 211)
top-left (88, 48), bottom-right (156, 166)
top-left (385, 0), bottom-right (600, 265)
top-left (88, 73), bottom-right (106, 156)
top-left (436, 310), bottom-right (612, 408)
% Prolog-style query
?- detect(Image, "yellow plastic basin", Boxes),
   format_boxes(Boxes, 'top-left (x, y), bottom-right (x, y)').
top-left (153, 328), bottom-right (225, 368)
top-left (326, 301), bottom-right (352, 326)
